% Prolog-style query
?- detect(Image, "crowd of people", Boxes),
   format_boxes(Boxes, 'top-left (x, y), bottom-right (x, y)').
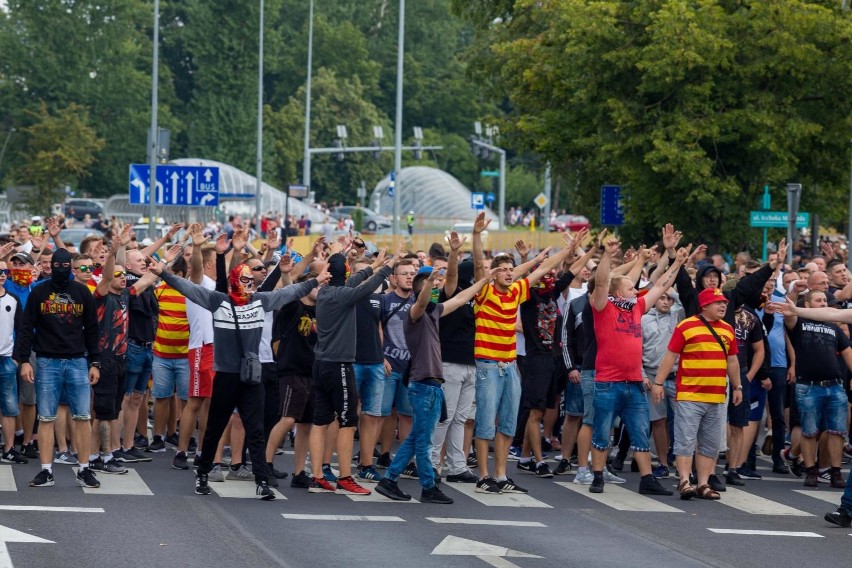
top-left (0, 212), bottom-right (850, 525)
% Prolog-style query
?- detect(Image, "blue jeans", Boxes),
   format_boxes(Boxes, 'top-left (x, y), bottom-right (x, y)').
top-left (35, 357), bottom-right (90, 421)
top-left (592, 381), bottom-right (651, 452)
top-left (841, 468), bottom-right (852, 514)
top-left (580, 370), bottom-right (596, 426)
top-left (795, 382), bottom-right (848, 437)
top-left (125, 342), bottom-right (153, 395)
top-left (354, 363), bottom-right (393, 417)
top-left (151, 355), bottom-right (190, 400)
top-left (390, 370), bottom-right (414, 417)
top-left (386, 381), bottom-right (444, 489)
top-left (766, 367), bottom-right (788, 465)
top-left (474, 360), bottom-right (521, 440)
top-left (563, 379), bottom-right (584, 417)
top-left (0, 356), bottom-right (18, 416)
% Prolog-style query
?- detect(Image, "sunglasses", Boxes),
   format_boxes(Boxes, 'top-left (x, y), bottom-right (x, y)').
top-left (251, 265), bottom-right (267, 272)
top-left (239, 276), bottom-right (253, 284)
top-left (74, 265), bottom-right (93, 272)
top-left (353, 240), bottom-right (366, 248)
top-left (0, 269), bottom-right (9, 276)
top-left (113, 271), bottom-right (127, 278)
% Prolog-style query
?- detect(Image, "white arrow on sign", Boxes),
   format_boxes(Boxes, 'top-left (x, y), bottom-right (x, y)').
top-left (186, 172), bottom-right (195, 205)
top-left (199, 193), bottom-right (215, 206)
top-left (170, 172), bottom-right (179, 204)
top-left (130, 178), bottom-right (146, 204)
top-left (0, 524), bottom-right (53, 568)
top-left (155, 181), bottom-right (164, 205)
top-left (431, 535), bottom-right (541, 568)
top-left (204, 169), bottom-right (213, 182)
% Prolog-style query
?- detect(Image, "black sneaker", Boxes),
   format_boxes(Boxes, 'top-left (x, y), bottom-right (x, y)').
top-left (639, 475), bottom-right (673, 496)
top-left (708, 474), bottom-right (726, 492)
top-left (268, 464), bottom-right (289, 479)
top-left (772, 463), bottom-right (790, 474)
top-left (466, 452), bottom-right (478, 467)
top-left (497, 477), bottom-right (528, 494)
top-left (590, 476), bottom-right (604, 494)
top-left (1, 448), bottom-right (28, 464)
top-left (148, 436), bottom-right (166, 453)
top-left (29, 469), bottom-right (54, 487)
top-left (21, 443), bottom-right (38, 459)
top-left (195, 472), bottom-right (212, 495)
top-left (475, 476), bottom-right (502, 494)
top-left (91, 458), bottom-right (128, 475)
top-left (610, 454), bottom-right (625, 472)
top-left (133, 432), bottom-right (149, 449)
top-left (118, 447), bottom-right (153, 463)
top-left (165, 432), bottom-right (180, 449)
top-left (420, 485), bottom-right (453, 504)
top-left (554, 459), bottom-right (572, 475)
top-left (535, 462), bottom-right (554, 478)
top-left (804, 466), bottom-right (819, 487)
top-left (376, 452), bottom-right (391, 469)
top-left (725, 471), bottom-right (746, 486)
top-left (516, 460), bottom-right (536, 474)
top-left (173, 452), bottom-right (189, 470)
top-left (825, 508), bottom-right (852, 528)
top-left (736, 465), bottom-right (762, 480)
top-left (76, 467), bottom-right (100, 488)
top-left (187, 437), bottom-right (198, 454)
top-left (446, 471), bottom-right (478, 483)
top-left (256, 481), bottom-right (276, 501)
top-left (400, 462), bottom-right (418, 479)
top-left (290, 470), bottom-right (312, 489)
top-left (376, 478), bottom-right (412, 501)
top-left (267, 475), bottom-right (279, 488)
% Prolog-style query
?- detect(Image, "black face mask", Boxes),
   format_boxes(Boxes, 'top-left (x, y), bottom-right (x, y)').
top-left (51, 250), bottom-right (73, 289)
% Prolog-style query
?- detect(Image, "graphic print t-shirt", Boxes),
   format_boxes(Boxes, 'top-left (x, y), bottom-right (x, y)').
top-left (789, 318), bottom-right (850, 382)
top-left (520, 291), bottom-right (558, 357)
top-left (95, 289), bottom-right (128, 357)
top-left (592, 297), bottom-right (646, 382)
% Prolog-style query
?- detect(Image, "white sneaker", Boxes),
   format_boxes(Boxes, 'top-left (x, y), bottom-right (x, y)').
top-left (573, 470), bottom-right (594, 485)
top-left (604, 469), bottom-right (627, 484)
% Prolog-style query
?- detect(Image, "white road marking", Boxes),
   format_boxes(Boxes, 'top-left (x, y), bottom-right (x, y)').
top-left (426, 518), bottom-right (546, 527)
top-left (444, 483), bottom-right (552, 508)
top-left (556, 482), bottom-right (684, 513)
top-left (281, 514), bottom-right (403, 522)
top-left (73, 468), bottom-right (153, 496)
top-left (345, 491), bottom-right (419, 504)
top-left (708, 528), bottom-right (822, 537)
top-left (0, 467), bottom-right (16, 492)
top-left (0, 506), bottom-right (103, 513)
top-left (210, 480), bottom-right (285, 499)
top-left (431, 535), bottom-right (542, 558)
top-left (715, 487), bottom-right (813, 516)
top-left (0, 524), bottom-right (53, 568)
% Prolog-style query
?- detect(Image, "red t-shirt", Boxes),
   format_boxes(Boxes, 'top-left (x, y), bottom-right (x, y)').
top-left (592, 297), bottom-right (646, 382)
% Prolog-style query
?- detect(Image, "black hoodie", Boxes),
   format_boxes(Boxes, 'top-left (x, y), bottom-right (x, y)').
top-left (678, 263), bottom-right (773, 326)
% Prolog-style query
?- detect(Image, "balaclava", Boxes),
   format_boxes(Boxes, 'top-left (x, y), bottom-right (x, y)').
top-left (51, 249), bottom-right (73, 289)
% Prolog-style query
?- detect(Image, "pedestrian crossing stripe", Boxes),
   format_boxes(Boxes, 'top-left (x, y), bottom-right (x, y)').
top-left (446, 482), bottom-right (552, 508)
top-left (556, 482), bottom-right (684, 513)
top-left (210, 480), bottom-right (286, 500)
top-left (72, 467), bottom-right (153, 496)
top-left (792, 490), bottom-right (839, 505)
top-left (714, 487), bottom-right (813, 516)
top-left (0, 466), bottom-right (16, 491)
top-left (346, 491), bottom-right (420, 504)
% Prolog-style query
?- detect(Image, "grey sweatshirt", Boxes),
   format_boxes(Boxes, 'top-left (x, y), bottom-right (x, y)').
top-left (160, 271), bottom-right (318, 373)
top-left (641, 304), bottom-right (685, 378)
top-left (315, 264), bottom-right (393, 363)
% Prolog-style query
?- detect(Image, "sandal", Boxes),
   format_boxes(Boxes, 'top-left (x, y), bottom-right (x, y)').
top-left (678, 479), bottom-right (696, 500)
top-left (696, 484), bottom-right (721, 500)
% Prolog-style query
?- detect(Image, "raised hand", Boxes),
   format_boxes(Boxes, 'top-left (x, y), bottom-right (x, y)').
top-left (447, 230), bottom-right (466, 252)
top-left (214, 234), bottom-right (231, 254)
top-left (46, 217), bottom-right (62, 238)
top-left (166, 223), bottom-right (185, 240)
top-left (371, 247), bottom-right (388, 270)
top-left (231, 226), bottom-right (248, 252)
top-left (279, 253), bottom-right (294, 273)
top-left (0, 242), bottom-right (17, 259)
top-left (775, 238), bottom-right (788, 264)
top-left (604, 238), bottom-right (620, 256)
top-left (533, 246), bottom-right (553, 263)
top-left (189, 223), bottom-right (207, 246)
top-left (163, 243), bottom-right (182, 263)
top-left (119, 223), bottom-right (133, 247)
top-left (661, 223), bottom-right (682, 251)
top-left (675, 244), bottom-right (693, 264)
top-left (687, 244), bottom-right (707, 267)
top-left (623, 246), bottom-right (637, 263)
top-left (472, 211), bottom-right (491, 234)
top-left (514, 239), bottom-right (531, 259)
top-left (638, 245), bottom-right (653, 262)
top-left (595, 228), bottom-right (609, 249)
top-left (821, 241), bottom-right (836, 260)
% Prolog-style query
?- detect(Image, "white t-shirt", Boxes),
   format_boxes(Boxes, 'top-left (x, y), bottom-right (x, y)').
top-left (0, 292), bottom-right (19, 357)
top-left (186, 275), bottom-right (215, 349)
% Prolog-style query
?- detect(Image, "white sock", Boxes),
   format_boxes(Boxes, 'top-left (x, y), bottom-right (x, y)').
top-left (79, 463), bottom-right (89, 470)
top-left (89, 454), bottom-right (99, 462)
top-left (41, 463), bottom-right (52, 474)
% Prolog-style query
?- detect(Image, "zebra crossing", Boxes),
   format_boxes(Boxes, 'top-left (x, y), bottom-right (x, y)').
top-left (1, 461), bottom-right (846, 516)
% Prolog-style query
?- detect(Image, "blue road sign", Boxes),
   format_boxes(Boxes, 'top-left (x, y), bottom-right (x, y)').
top-left (388, 171), bottom-right (395, 197)
top-left (600, 184), bottom-right (625, 226)
top-left (129, 164), bottom-right (220, 207)
top-left (485, 192), bottom-right (496, 204)
top-left (471, 192), bottom-right (485, 210)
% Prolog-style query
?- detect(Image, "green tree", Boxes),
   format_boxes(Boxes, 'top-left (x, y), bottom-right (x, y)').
top-left (14, 103), bottom-right (105, 215)
top-left (455, 0), bottom-right (852, 250)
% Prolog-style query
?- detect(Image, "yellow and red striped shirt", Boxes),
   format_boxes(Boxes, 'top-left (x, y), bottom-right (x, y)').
top-left (153, 282), bottom-right (189, 358)
top-left (474, 279), bottom-right (530, 362)
top-left (667, 316), bottom-right (738, 403)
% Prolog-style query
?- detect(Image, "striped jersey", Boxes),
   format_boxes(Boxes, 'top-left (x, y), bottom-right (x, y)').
top-left (667, 316), bottom-right (738, 403)
top-left (474, 279), bottom-right (530, 362)
top-left (153, 282), bottom-right (189, 357)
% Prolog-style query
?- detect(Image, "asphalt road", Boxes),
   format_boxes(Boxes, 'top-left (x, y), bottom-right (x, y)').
top-left (1, 448), bottom-right (850, 568)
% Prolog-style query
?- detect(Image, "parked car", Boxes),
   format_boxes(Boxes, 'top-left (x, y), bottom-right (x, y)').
top-left (549, 214), bottom-right (591, 233)
top-left (59, 228), bottom-right (104, 250)
top-left (63, 199), bottom-right (103, 221)
top-left (329, 206), bottom-right (391, 233)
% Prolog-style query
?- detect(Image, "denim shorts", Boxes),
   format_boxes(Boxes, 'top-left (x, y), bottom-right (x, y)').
top-left (580, 370), bottom-right (596, 426)
top-left (354, 363), bottom-right (393, 417)
top-left (795, 382), bottom-right (849, 437)
top-left (125, 341), bottom-right (153, 395)
top-left (592, 381), bottom-right (650, 452)
top-left (151, 355), bottom-right (190, 400)
top-left (473, 360), bottom-right (521, 440)
top-left (391, 370), bottom-right (413, 417)
top-left (35, 357), bottom-right (90, 421)
top-left (0, 356), bottom-right (19, 416)
top-left (563, 379), bottom-right (584, 417)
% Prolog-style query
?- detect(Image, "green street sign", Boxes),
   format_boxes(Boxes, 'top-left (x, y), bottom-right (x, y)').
top-left (480, 170), bottom-right (500, 178)
top-left (749, 211), bottom-right (809, 228)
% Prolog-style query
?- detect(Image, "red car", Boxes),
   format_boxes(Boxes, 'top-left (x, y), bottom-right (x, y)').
top-left (549, 214), bottom-right (591, 232)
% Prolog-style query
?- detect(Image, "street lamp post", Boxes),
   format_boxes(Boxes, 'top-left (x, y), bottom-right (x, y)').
top-left (147, 0), bottom-right (160, 238)
top-left (0, 128), bottom-right (16, 182)
top-left (301, 0), bottom-right (315, 193)
top-left (255, 0), bottom-right (265, 225)
top-left (392, 0), bottom-right (405, 236)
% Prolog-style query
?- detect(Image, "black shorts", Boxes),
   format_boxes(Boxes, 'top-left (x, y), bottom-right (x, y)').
top-left (727, 377), bottom-right (750, 428)
top-left (279, 374), bottom-right (314, 424)
top-left (312, 361), bottom-right (359, 428)
top-left (93, 355), bottom-right (126, 421)
top-left (522, 356), bottom-right (558, 411)
top-left (789, 384), bottom-right (801, 429)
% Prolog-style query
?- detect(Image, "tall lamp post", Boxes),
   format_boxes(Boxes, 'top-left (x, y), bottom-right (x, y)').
top-left (255, 0), bottom-right (265, 224)
top-left (147, 0), bottom-right (160, 238)
top-left (392, 0), bottom-right (405, 236)
top-left (301, 0), bottom-right (315, 193)
top-left (0, 128), bottom-right (16, 182)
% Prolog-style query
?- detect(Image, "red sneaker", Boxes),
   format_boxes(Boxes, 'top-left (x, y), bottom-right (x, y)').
top-left (335, 476), bottom-right (371, 495)
top-left (308, 477), bottom-right (336, 493)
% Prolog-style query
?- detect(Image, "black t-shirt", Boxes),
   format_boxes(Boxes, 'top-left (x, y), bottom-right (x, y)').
top-left (438, 286), bottom-right (475, 365)
top-left (95, 289), bottom-right (128, 357)
top-left (789, 317), bottom-right (851, 381)
top-left (733, 306), bottom-right (765, 371)
top-left (580, 298), bottom-right (597, 371)
top-left (355, 294), bottom-right (383, 364)
top-left (126, 277), bottom-right (157, 342)
top-left (521, 291), bottom-right (558, 357)
top-left (275, 300), bottom-right (317, 377)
